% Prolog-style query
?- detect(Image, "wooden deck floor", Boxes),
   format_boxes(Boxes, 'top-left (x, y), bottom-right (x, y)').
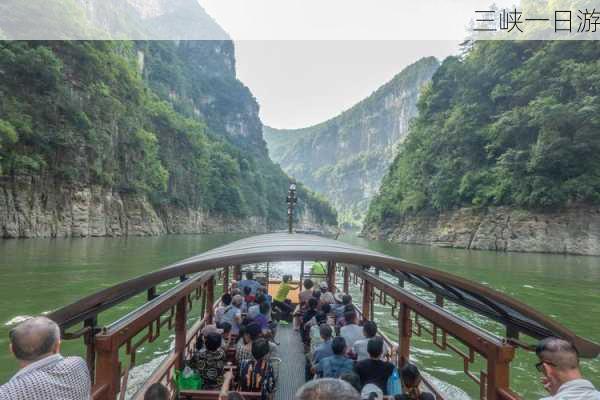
top-left (274, 324), bottom-right (306, 400)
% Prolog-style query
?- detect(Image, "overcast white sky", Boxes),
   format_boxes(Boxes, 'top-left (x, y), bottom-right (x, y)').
top-left (198, 0), bottom-right (515, 128)
top-left (234, 41), bottom-right (461, 129)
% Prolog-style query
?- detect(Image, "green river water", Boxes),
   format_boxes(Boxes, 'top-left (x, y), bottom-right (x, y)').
top-left (1, 234), bottom-right (599, 399)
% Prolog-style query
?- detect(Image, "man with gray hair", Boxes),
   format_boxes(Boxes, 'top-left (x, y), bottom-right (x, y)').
top-left (295, 378), bottom-right (360, 400)
top-left (535, 337), bottom-right (600, 400)
top-left (0, 316), bottom-right (91, 400)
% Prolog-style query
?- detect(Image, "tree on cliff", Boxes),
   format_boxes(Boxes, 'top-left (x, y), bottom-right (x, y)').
top-left (366, 41), bottom-right (600, 227)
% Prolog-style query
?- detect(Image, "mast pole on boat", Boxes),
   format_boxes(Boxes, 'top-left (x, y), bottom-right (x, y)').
top-left (287, 183), bottom-right (297, 234)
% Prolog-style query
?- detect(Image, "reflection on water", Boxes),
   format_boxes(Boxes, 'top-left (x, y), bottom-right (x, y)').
top-left (0, 233), bottom-right (599, 398)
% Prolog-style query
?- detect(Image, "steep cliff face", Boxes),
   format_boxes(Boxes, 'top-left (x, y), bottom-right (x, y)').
top-left (0, 43), bottom-right (336, 236)
top-left (363, 205), bottom-right (600, 256)
top-left (264, 57), bottom-right (439, 226)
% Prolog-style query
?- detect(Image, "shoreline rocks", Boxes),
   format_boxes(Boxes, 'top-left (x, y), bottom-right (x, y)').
top-left (362, 205), bottom-right (600, 256)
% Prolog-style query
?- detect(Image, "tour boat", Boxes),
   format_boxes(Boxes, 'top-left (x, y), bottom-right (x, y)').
top-left (47, 231), bottom-right (600, 400)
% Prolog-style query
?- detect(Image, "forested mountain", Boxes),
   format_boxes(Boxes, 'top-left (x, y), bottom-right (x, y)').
top-left (264, 57), bottom-right (439, 227)
top-left (364, 41), bottom-right (600, 255)
top-left (0, 40), bottom-right (336, 237)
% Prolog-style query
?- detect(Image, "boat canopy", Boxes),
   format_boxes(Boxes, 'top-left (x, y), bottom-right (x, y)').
top-left (50, 233), bottom-right (600, 357)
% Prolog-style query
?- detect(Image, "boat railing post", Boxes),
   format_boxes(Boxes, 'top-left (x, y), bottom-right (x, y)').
top-left (362, 277), bottom-right (372, 321)
top-left (398, 303), bottom-right (411, 368)
top-left (486, 344), bottom-right (515, 400)
top-left (175, 295), bottom-right (188, 370)
top-left (327, 261), bottom-right (336, 293)
top-left (223, 266), bottom-right (229, 293)
top-left (206, 276), bottom-right (215, 323)
top-left (83, 317), bottom-right (97, 384)
top-left (343, 267), bottom-right (350, 293)
top-left (234, 264), bottom-right (242, 281)
top-left (95, 335), bottom-right (120, 400)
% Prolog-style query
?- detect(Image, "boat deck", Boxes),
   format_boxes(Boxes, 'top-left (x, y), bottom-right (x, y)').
top-left (274, 324), bottom-right (306, 400)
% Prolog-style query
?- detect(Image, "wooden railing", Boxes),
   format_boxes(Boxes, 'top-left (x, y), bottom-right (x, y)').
top-left (55, 261), bottom-right (524, 400)
top-left (344, 265), bottom-right (517, 400)
top-left (66, 271), bottom-right (217, 400)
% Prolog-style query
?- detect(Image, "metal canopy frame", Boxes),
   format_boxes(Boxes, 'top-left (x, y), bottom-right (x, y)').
top-left (49, 233), bottom-right (600, 358)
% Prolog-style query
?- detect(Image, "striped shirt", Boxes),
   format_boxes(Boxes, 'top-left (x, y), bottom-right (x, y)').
top-left (0, 354), bottom-right (91, 400)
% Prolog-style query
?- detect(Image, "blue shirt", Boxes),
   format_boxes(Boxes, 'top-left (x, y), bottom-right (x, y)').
top-left (317, 355), bottom-right (354, 378)
top-left (312, 339), bottom-right (334, 364)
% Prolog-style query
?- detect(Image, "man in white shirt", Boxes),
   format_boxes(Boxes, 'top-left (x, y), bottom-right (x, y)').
top-left (339, 311), bottom-right (364, 350)
top-left (352, 320), bottom-right (390, 361)
top-left (536, 337), bottom-right (600, 400)
top-left (0, 316), bottom-right (91, 400)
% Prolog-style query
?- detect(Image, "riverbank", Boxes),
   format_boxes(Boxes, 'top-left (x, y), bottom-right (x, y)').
top-left (362, 205), bottom-right (600, 256)
top-left (0, 177), bottom-right (334, 238)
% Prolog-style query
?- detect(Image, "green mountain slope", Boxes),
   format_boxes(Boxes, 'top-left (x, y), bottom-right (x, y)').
top-left (264, 57), bottom-right (439, 227)
top-left (365, 41), bottom-right (600, 229)
top-left (0, 40), bottom-right (336, 237)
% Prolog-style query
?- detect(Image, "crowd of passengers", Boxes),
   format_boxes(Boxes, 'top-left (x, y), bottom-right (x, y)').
top-left (1, 274), bottom-right (599, 400)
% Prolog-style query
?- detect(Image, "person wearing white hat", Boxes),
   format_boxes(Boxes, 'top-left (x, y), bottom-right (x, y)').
top-left (361, 383), bottom-right (384, 400)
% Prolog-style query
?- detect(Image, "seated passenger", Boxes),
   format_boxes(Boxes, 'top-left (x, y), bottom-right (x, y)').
top-left (340, 371), bottom-right (362, 393)
top-left (296, 378), bottom-right (360, 400)
top-left (394, 363), bottom-right (434, 400)
top-left (318, 281), bottom-right (335, 305)
top-left (309, 313), bottom-right (328, 353)
top-left (337, 304), bottom-right (355, 327)
top-left (199, 324), bottom-right (224, 349)
top-left (0, 317), bottom-right (91, 400)
top-left (247, 293), bottom-right (265, 320)
top-left (273, 275), bottom-right (298, 318)
top-left (299, 279), bottom-right (315, 305)
top-left (144, 383), bottom-right (169, 400)
top-left (222, 294), bottom-right (244, 336)
top-left (535, 337), bottom-right (600, 400)
top-left (353, 338), bottom-right (394, 394)
top-left (335, 295), bottom-right (353, 322)
top-left (236, 323), bottom-right (262, 365)
top-left (340, 311), bottom-right (364, 350)
top-left (316, 336), bottom-right (354, 378)
top-left (301, 298), bottom-right (320, 344)
top-left (190, 332), bottom-right (226, 390)
top-left (239, 271), bottom-right (262, 296)
top-left (243, 286), bottom-right (256, 310)
top-left (215, 293), bottom-right (233, 325)
top-left (253, 303), bottom-right (271, 332)
top-left (352, 321), bottom-right (390, 361)
top-left (307, 325), bottom-right (334, 380)
top-left (220, 322), bottom-right (233, 347)
top-left (239, 339), bottom-right (275, 399)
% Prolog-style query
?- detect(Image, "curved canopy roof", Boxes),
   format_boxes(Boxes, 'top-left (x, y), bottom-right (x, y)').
top-left (50, 233), bottom-right (600, 357)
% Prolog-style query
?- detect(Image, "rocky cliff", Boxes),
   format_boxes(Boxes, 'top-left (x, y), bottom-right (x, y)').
top-left (0, 176), bottom-right (268, 238)
top-left (363, 205), bottom-right (600, 256)
top-left (0, 9), bottom-right (337, 238)
top-left (264, 57), bottom-right (439, 227)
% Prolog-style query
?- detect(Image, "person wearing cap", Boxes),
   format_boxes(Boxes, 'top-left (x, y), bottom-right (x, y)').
top-left (318, 281), bottom-right (335, 305)
top-left (190, 332), bottom-right (226, 390)
top-left (361, 383), bottom-right (384, 400)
